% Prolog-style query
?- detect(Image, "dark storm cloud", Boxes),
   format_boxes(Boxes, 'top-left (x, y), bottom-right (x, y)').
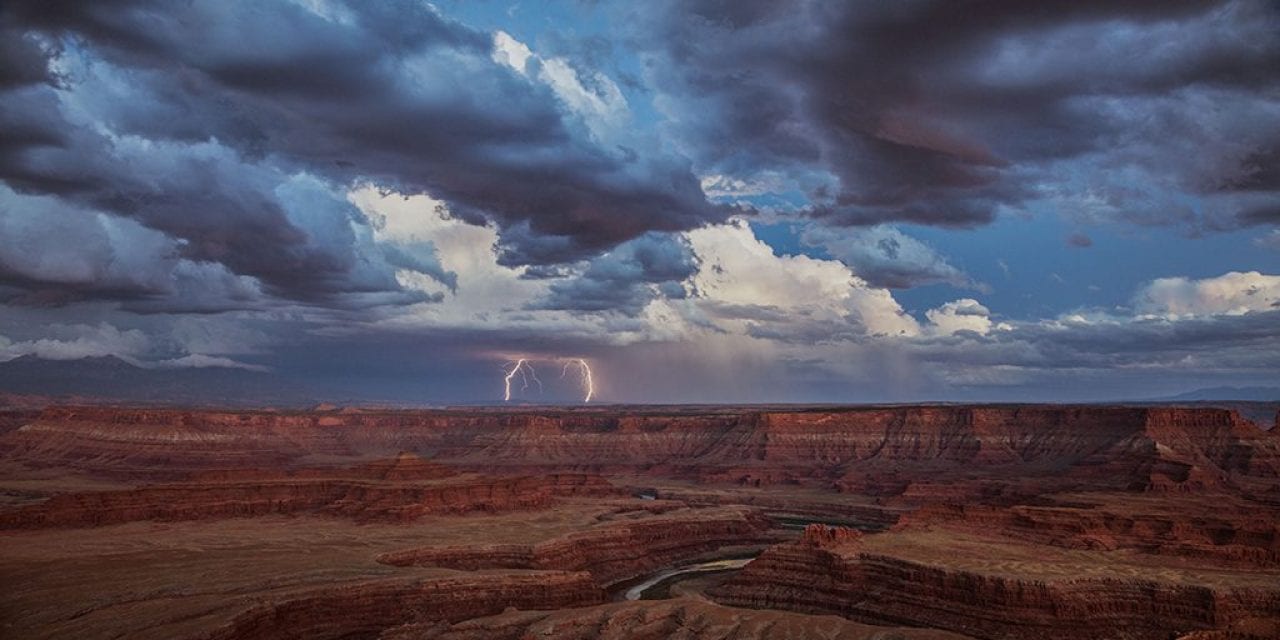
top-left (800, 224), bottom-right (981, 290)
top-left (1066, 233), bottom-right (1093, 248)
top-left (0, 184), bottom-right (270, 312)
top-left (0, 92), bottom-right (444, 308)
top-left (266, 304), bottom-right (1280, 403)
top-left (745, 318), bottom-right (866, 346)
top-left (905, 310), bottom-right (1280, 373)
top-left (0, 0), bottom-right (721, 307)
top-left (539, 232), bottom-right (698, 315)
top-left (1, 0), bottom-right (1276, 404)
top-left (632, 0), bottom-right (1280, 230)
top-left (0, 29), bottom-right (52, 89)
top-left (1239, 206), bottom-right (1280, 226)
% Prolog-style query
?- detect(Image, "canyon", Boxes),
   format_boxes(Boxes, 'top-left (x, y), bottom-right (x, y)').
top-left (0, 404), bottom-right (1277, 639)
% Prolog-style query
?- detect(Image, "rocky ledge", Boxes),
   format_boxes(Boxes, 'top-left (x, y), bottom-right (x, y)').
top-left (0, 454), bottom-right (614, 528)
top-left (378, 506), bottom-right (776, 585)
top-left (378, 598), bottom-right (975, 640)
top-left (710, 526), bottom-right (1280, 640)
top-left (195, 572), bottom-right (603, 640)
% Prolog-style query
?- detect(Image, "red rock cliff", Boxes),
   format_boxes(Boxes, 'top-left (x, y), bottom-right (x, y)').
top-left (4, 406), bottom-right (1276, 490)
top-left (196, 571), bottom-right (603, 640)
top-left (0, 455), bottom-right (613, 529)
top-left (710, 528), bottom-right (1280, 640)
top-left (378, 507), bottom-right (774, 585)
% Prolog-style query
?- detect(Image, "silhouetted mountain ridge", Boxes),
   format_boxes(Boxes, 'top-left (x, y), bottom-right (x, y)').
top-left (0, 355), bottom-right (314, 407)
top-left (1157, 386), bottom-right (1280, 402)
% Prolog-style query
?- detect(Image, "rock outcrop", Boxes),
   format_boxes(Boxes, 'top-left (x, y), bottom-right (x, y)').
top-left (897, 502), bottom-right (1280, 566)
top-left (5, 406), bottom-right (1276, 490)
top-left (197, 572), bottom-right (604, 640)
top-left (0, 455), bottom-right (613, 529)
top-left (379, 598), bottom-right (976, 640)
top-left (649, 487), bottom-right (903, 530)
top-left (711, 526), bottom-right (1280, 640)
top-left (378, 507), bottom-right (774, 585)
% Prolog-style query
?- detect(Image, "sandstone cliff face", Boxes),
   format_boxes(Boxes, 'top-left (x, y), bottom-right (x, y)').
top-left (185, 451), bottom-right (459, 483)
top-left (896, 502), bottom-right (1280, 566)
top-left (379, 598), bottom-right (976, 640)
top-left (650, 488), bottom-right (902, 530)
top-left (0, 408), bottom-right (40, 433)
top-left (196, 572), bottom-right (603, 640)
top-left (1177, 623), bottom-right (1280, 640)
top-left (0, 455), bottom-right (613, 529)
top-left (378, 507), bottom-right (774, 585)
top-left (5, 406), bottom-right (1274, 491)
top-left (711, 526), bottom-right (1280, 640)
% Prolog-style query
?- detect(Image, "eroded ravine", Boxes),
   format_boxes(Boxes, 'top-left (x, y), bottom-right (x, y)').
top-left (1, 404), bottom-right (1277, 639)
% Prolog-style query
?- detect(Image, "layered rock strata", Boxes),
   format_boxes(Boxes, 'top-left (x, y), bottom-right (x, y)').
top-left (898, 502), bottom-right (1280, 566)
top-left (0, 456), bottom-right (612, 529)
top-left (710, 525), bottom-right (1280, 640)
top-left (378, 598), bottom-right (976, 640)
top-left (6, 406), bottom-right (1275, 490)
top-left (650, 488), bottom-right (902, 530)
top-left (197, 572), bottom-right (603, 640)
top-left (378, 507), bottom-right (774, 585)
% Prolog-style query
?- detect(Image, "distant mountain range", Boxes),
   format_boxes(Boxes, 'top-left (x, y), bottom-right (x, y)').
top-left (1154, 386), bottom-right (1280, 402)
top-left (0, 355), bottom-right (315, 407)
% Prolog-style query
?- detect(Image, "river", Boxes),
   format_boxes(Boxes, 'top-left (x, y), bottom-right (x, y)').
top-left (622, 557), bottom-right (755, 600)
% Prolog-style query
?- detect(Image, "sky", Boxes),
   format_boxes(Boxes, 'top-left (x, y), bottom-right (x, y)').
top-left (0, 0), bottom-right (1277, 404)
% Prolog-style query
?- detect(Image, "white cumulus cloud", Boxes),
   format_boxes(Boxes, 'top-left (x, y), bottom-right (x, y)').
top-left (927, 299), bottom-right (995, 335)
top-left (686, 220), bottom-right (921, 337)
top-left (1134, 271), bottom-right (1280, 318)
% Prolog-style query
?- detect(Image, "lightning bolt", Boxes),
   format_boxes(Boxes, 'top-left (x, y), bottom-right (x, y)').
top-left (560, 358), bottom-right (594, 403)
top-left (506, 357), bottom-right (592, 403)
top-left (503, 358), bottom-right (538, 402)
top-left (526, 362), bottom-right (544, 394)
